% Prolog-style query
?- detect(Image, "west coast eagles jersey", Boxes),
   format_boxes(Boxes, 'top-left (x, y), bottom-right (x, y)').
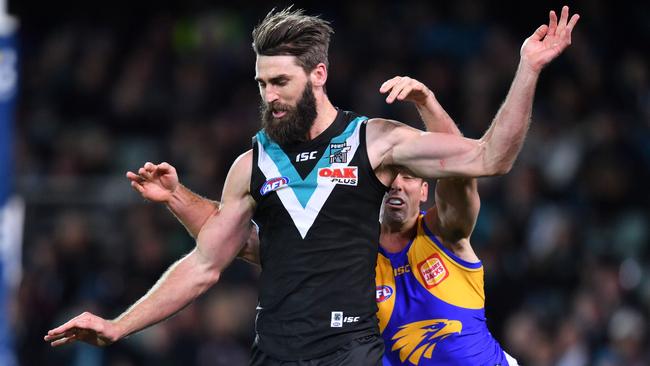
top-left (250, 109), bottom-right (387, 360)
top-left (376, 214), bottom-right (511, 365)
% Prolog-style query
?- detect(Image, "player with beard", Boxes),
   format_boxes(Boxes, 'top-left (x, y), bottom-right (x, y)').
top-left (45, 6), bottom-right (579, 365)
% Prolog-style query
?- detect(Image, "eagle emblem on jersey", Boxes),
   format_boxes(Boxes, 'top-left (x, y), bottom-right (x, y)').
top-left (391, 319), bottom-right (462, 365)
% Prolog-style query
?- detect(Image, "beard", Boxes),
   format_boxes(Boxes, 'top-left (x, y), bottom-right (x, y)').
top-left (260, 81), bottom-right (318, 146)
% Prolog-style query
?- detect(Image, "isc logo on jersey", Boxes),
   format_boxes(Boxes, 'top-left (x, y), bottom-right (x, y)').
top-left (330, 311), bottom-right (360, 327)
top-left (260, 176), bottom-right (290, 195)
top-left (417, 253), bottom-right (449, 289)
top-left (317, 167), bottom-right (358, 186)
top-left (376, 285), bottom-right (393, 302)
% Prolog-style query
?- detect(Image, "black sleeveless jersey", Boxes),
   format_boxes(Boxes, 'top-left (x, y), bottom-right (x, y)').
top-left (250, 109), bottom-right (388, 360)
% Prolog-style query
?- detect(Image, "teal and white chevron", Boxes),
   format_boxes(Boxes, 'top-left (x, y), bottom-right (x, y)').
top-left (256, 117), bottom-right (367, 238)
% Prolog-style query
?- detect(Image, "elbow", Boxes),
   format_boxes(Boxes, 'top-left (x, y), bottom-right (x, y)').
top-left (482, 155), bottom-right (514, 176)
top-left (203, 267), bottom-right (222, 289)
top-left (492, 162), bottom-right (513, 176)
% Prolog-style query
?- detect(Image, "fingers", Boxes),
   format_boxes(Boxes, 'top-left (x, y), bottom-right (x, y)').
top-left (385, 77), bottom-right (412, 103)
top-left (548, 10), bottom-right (558, 36)
top-left (46, 331), bottom-right (78, 347)
top-left (379, 76), bottom-right (401, 94)
top-left (46, 314), bottom-right (84, 337)
top-left (138, 166), bottom-right (153, 180)
top-left (50, 333), bottom-right (78, 347)
top-left (131, 181), bottom-right (146, 194)
top-left (396, 85), bottom-right (414, 101)
top-left (555, 6), bottom-right (579, 47)
top-left (126, 171), bottom-right (143, 182)
top-left (46, 312), bottom-right (102, 339)
top-left (530, 24), bottom-right (548, 41)
top-left (558, 5), bottom-right (569, 28)
top-left (565, 14), bottom-right (580, 44)
top-left (45, 312), bottom-right (109, 347)
top-left (567, 13), bottom-right (580, 31)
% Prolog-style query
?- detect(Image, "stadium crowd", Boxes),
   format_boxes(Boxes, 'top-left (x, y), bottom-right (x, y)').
top-left (10, 1), bottom-right (650, 365)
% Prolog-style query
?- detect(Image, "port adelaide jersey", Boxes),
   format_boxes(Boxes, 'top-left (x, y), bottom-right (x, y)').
top-left (250, 109), bottom-right (388, 360)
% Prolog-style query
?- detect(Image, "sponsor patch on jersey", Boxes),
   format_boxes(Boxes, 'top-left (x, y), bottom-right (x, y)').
top-left (317, 167), bottom-right (358, 186)
top-left (376, 285), bottom-right (394, 302)
top-left (260, 176), bottom-right (290, 195)
top-left (329, 142), bottom-right (351, 163)
top-left (331, 311), bottom-right (343, 327)
top-left (417, 253), bottom-right (449, 288)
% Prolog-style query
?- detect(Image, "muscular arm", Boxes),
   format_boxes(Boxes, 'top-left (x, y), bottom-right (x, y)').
top-left (45, 152), bottom-right (256, 346)
top-left (372, 7), bottom-right (579, 181)
top-left (380, 76), bottom-right (480, 250)
top-left (416, 90), bottom-right (480, 244)
top-left (169, 186), bottom-right (259, 263)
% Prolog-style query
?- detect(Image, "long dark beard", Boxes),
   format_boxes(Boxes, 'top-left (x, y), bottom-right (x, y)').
top-left (260, 82), bottom-right (318, 146)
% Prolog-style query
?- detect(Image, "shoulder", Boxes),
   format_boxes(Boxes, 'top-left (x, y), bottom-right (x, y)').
top-left (224, 150), bottom-right (253, 194)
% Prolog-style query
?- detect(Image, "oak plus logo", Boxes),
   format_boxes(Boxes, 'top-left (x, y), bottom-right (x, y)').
top-left (317, 167), bottom-right (358, 186)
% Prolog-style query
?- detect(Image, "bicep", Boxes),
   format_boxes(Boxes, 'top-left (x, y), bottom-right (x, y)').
top-left (389, 127), bottom-right (487, 179)
top-left (195, 151), bottom-right (256, 272)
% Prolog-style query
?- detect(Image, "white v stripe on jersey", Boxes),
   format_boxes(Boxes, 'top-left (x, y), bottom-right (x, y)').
top-left (257, 119), bottom-right (364, 238)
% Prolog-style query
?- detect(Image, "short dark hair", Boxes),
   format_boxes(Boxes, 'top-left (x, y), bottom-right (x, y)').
top-left (252, 7), bottom-right (334, 72)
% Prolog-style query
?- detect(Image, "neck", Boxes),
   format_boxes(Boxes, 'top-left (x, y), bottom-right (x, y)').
top-left (380, 215), bottom-right (419, 254)
top-left (309, 94), bottom-right (337, 140)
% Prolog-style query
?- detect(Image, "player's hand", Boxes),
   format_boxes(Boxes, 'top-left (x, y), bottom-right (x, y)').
top-left (44, 312), bottom-right (120, 347)
top-left (126, 162), bottom-right (179, 203)
top-left (379, 76), bottom-right (434, 105)
top-left (520, 5), bottom-right (580, 73)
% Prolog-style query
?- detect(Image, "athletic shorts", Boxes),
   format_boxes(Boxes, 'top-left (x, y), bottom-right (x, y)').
top-left (249, 334), bottom-right (384, 366)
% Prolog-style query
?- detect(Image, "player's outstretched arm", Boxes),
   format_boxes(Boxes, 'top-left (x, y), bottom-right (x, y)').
top-left (480, 6), bottom-right (579, 173)
top-left (45, 152), bottom-right (256, 347)
top-left (372, 6), bottom-right (579, 180)
top-left (127, 162), bottom-right (218, 239)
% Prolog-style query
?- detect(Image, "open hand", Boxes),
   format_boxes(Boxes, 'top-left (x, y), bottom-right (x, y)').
top-left (520, 5), bottom-right (580, 73)
top-left (126, 162), bottom-right (179, 203)
top-left (44, 312), bottom-right (120, 347)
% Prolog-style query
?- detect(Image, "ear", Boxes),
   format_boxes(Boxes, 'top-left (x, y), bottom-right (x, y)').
top-left (420, 181), bottom-right (429, 203)
top-left (310, 62), bottom-right (328, 88)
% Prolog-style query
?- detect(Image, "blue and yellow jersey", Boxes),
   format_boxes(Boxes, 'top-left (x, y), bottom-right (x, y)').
top-left (375, 214), bottom-right (510, 366)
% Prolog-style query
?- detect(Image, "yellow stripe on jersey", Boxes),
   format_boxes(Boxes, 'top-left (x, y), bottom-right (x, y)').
top-left (375, 253), bottom-right (396, 333)
top-left (407, 216), bottom-right (485, 309)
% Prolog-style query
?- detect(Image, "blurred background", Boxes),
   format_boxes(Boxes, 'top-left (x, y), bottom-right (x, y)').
top-left (1, 0), bottom-right (649, 365)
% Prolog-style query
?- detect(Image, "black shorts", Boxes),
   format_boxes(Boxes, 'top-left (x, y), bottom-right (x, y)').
top-left (249, 335), bottom-right (384, 366)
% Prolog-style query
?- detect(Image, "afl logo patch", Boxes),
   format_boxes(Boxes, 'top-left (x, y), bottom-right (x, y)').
top-left (376, 285), bottom-right (393, 302)
top-left (260, 176), bottom-right (289, 195)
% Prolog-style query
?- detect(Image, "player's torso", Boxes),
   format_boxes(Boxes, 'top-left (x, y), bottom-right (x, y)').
top-left (250, 109), bottom-right (387, 359)
top-left (376, 216), bottom-right (509, 366)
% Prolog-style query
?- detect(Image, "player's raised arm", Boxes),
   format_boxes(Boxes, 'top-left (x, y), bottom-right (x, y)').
top-left (371, 6), bottom-right (579, 180)
top-left (44, 151), bottom-right (256, 347)
top-left (381, 76), bottom-right (480, 245)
